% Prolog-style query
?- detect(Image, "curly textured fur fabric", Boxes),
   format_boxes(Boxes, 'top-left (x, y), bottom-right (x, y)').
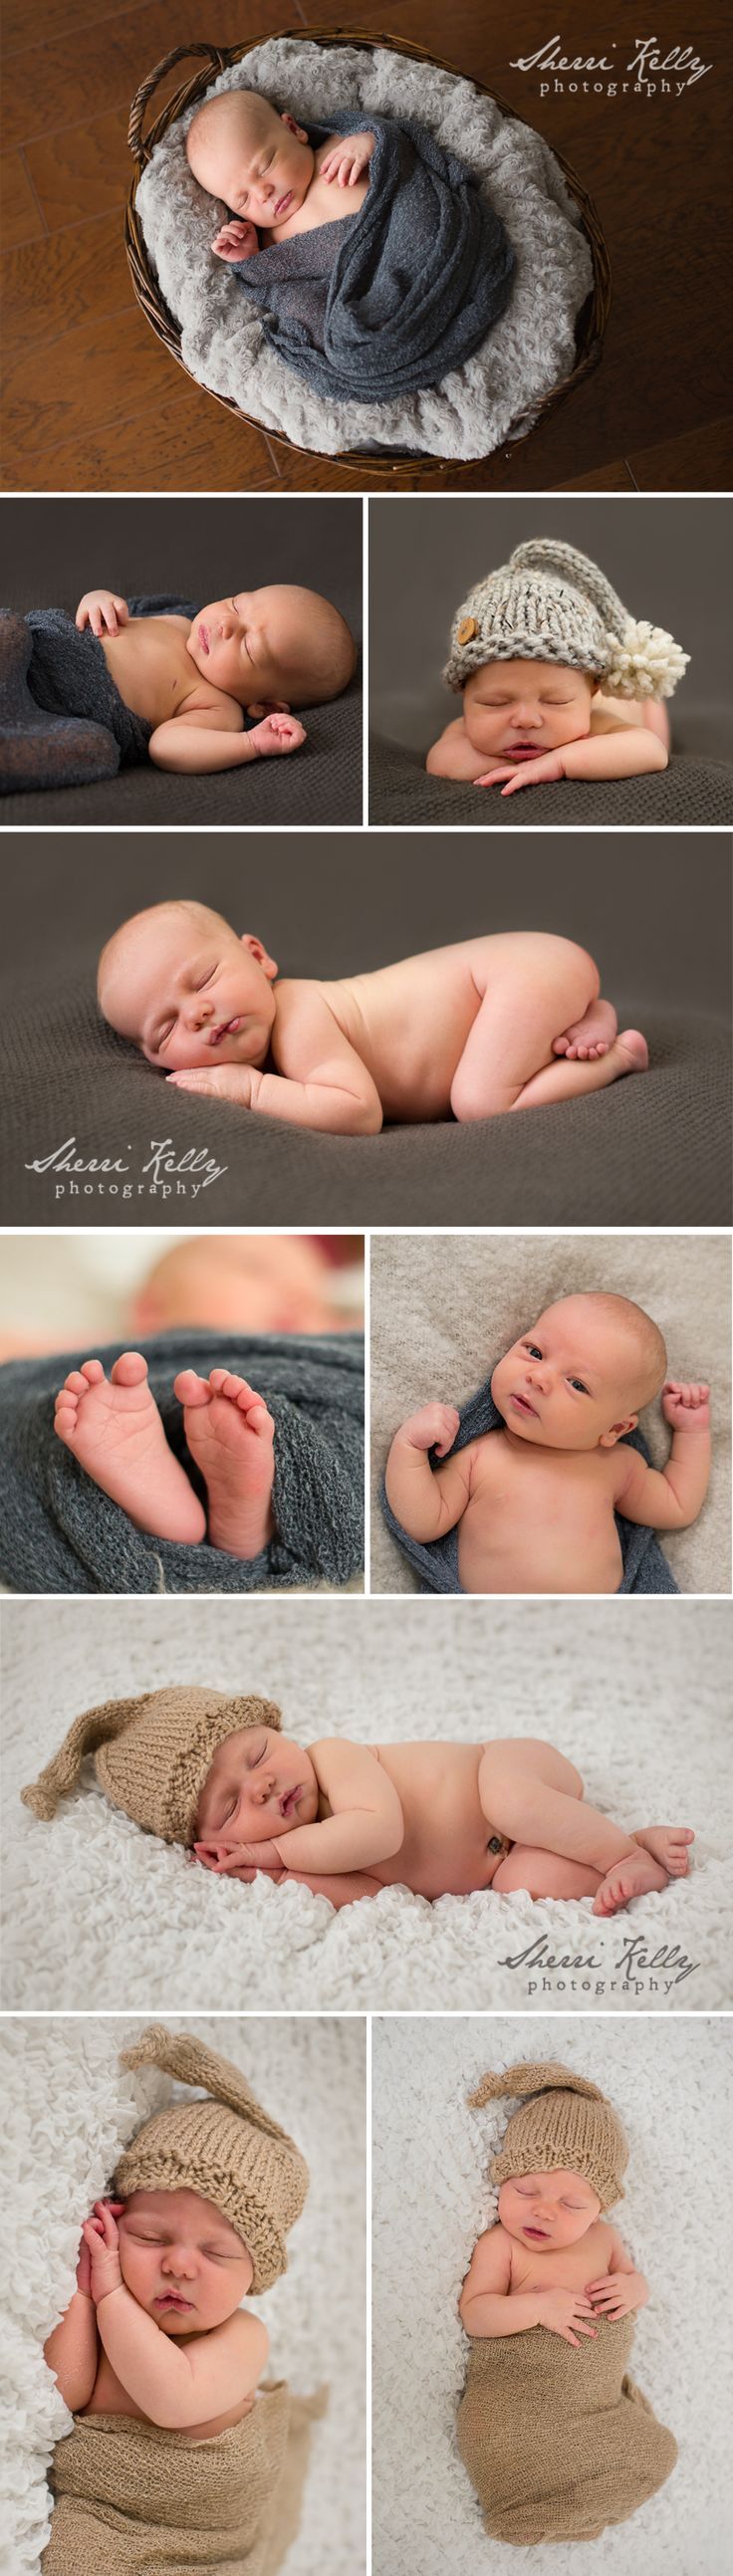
top-left (136, 40), bottom-right (593, 460)
top-left (0, 1329), bottom-right (364, 1594)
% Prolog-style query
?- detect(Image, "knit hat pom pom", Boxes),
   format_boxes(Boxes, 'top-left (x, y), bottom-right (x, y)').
top-left (603, 619), bottom-right (690, 700)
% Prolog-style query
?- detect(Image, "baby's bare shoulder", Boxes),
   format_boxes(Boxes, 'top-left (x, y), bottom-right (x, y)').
top-left (217, 2308), bottom-right (269, 2365)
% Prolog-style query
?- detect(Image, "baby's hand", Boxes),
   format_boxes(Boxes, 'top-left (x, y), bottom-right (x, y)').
top-left (321, 132), bottom-right (375, 187)
top-left (212, 219), bottom-right (259, 262)
top-left (399, 1403), bottom-right (460, 1458)
top-left (76, 2230), bottom-right (94, 2299)
top-left (194, 1838), bottom-right (283, 1874)
top-left (586, 2272), bottom-right (638, 2318)
top-left (76, 591), bottom-right (129, 638)
top-left (166, 1063), bottom-right (255, 1101)
top-left (474, 752), bottom-right (566, 795)
top-left (248, 713), bottom-right (306, 758)
top-left (662, 1380), bottom-right (711, 1433)
top-left (82, 2200), bottom-right (125, 2304)
top-left (535, 2287), bottom-right (597, 2348)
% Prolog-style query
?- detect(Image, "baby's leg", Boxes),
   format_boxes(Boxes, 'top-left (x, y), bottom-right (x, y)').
top-left (493, 1843), bottom-right (603, 1900)
top-left (479, 1738), bottom-right (642, 1877)
top-left (54, 1352), bottom-right (206, 1542)
top-left (174, 1369), bottom-right (275, 1560)
top-left (449, 934), bottom-right (646, 1119)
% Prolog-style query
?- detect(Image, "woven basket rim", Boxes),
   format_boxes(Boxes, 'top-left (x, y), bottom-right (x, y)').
top-left (124, 26), bottom-right (611, 480)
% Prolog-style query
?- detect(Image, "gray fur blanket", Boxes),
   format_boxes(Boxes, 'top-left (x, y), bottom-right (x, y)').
top-left (380, 1374), bottom-right (678, 1595)
top-left (0, 596), bottom-right (197, 794)
top-left (0, 1330), bottom-right (364, 1594)
top-left (233, 111), bottom-right (515, 401)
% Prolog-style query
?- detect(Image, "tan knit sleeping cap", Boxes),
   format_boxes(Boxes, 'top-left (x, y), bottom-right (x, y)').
top-left (469, 2061), bottom-right (627, 2210)
top-left (115, 2025), bottom-right (308, 2293)
top-left (20, 1685), bottom-right (283, 1845)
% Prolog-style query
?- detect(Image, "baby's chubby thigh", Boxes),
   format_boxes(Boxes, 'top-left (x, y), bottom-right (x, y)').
top-left (449, 933), bottom-right (600, 1119)
top-left (492, 1844), bottom-right (603, 1899)
top-left (478, 1738), bottom-right (585, 1840)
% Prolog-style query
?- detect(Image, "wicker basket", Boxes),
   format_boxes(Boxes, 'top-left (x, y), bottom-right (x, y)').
top-left (125, 29), bottom-right (611, 481)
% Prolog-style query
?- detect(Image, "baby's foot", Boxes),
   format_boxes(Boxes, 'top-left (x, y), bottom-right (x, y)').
top-left (248, 714), bottom-right (306, 759)
top-left (174, 1369), bottom-right (276, 1560)
top-left (592, 1848), bottom-right (670, 1916)
top-left (634, 1825), bottom-right (695, 1878)
top-left (553, 998), bottom-right (618, 1059)
top-left (54, 1352), bottom-right (206, 1543)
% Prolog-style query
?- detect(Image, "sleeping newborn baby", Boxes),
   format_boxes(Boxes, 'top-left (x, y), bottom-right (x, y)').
top-left (427, 538), bottom-right (689, 793)
top-left (385, 1293), bottom-right (711, 1594)
top-left (98, 900), bottom-right (651, 1129)
top-left (185, 82), bottom-right (516, 403)
top-left (22, 1687), bottom-right (694, 1921)
top-left (73, 581), bottom-right (354, 772)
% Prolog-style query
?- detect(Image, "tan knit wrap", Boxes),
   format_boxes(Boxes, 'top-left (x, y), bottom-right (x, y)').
top-left (115, 2025), bottom-right (309, 2292)
top-left (20, 1685), bottom-right (283, 1844)
top-left (469, 2060), bottom-right (627, 2209)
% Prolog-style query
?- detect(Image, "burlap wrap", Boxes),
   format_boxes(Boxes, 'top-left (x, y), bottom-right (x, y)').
top-left (41, 2382), bottom-right (324, 2575)
top-left (456, 2313), bottom-right (677, 2543)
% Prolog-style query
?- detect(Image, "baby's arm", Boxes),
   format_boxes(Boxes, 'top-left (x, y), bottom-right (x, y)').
top-left (148, 708), bottom-right (305, 775)
top-left (321, 132), bottom-right (375, 186)
top-left (268, 1740), bottom-right (404, 1874)
top-left (614, 1382), bottom-right (711, 1530)
top-left (197, 1852), bottom-right (383, 1907)
top-left (426, 718), bottom-right (489, 781)
top-left (168, 987), bottom-right (383, 1134)
top-left (479, 729), bottom-right (668, 796)
top-left (586, 2226), bottom-right (649, 2317)
top-left (385, 1405), bottom-right (474, 1539)
top-left (44, 2227), bottom-right (100, 2411)
top-left (459, 2226), bottom-right (597, 2347)
top-left (86, 2205), bottom-right (267, 2430)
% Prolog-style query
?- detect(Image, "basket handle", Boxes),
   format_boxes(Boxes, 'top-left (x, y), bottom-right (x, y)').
top-left (128, 43), bottom-right (230, 166)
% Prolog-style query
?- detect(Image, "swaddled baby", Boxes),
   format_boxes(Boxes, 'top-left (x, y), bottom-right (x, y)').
top-left (457, 2062), bottom-right (677, 2542)
top-left (186, 84), bottom-right (516, 403)
top-left (22, 1686), bottom-right (695, 1920)
top-left (41, 2025), bottom-right (313, 2575)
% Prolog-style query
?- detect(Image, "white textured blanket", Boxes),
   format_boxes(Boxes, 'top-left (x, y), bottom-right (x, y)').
top-left (3, 1595), bottom-right (731, 2013)
top-left (372, 2014), bottom-right (733, 2574)
top-left (0, 2014), bottom-right (365, 2576)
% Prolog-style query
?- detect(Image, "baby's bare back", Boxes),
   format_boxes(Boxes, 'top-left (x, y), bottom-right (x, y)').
top-left (312, 936), bottom-right (526, 1120)
top-left (100, 617), bottom-right (232, 731)
top-left (457, 1433), bottom-right (624, 1595)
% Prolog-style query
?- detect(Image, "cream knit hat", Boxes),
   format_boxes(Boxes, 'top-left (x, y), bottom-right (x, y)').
top-left (445, 538), bottom-right (689, 699)
top-left (115, 2025), bottom-right (308, 2291)
top-left (20, 1684), bottom-right (283, 1845)
top-left (469, 2060), bottom-right (628, 2209)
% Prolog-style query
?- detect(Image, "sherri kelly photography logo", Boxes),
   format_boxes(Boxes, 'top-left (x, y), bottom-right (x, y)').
top-left (509, 36), bottom-right (712, 98)
top-left (25, 1138), bottom-right (228, 1200)
top-left (498, 1931), bottom-right (699, 1996)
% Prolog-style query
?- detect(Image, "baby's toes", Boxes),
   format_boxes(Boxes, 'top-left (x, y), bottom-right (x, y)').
top-left (62, 1369), bottom-right (96, 1395)
top-left (173, 1368), bottom-right (211, 1406)
top-left (110, 1351), bottom-right (148, 1387)
top-left (79, 1359), bottom-right (105, 1386)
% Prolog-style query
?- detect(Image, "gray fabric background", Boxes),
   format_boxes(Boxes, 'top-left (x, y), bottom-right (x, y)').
top-left (369, 1231), bottom-right (732, 1597)
top-left (1, 497), bottom-right (362, 825)
top-left (1, 831), bottom-right (729, 1228)
top-left (368, 496), bottom-right (733, 824)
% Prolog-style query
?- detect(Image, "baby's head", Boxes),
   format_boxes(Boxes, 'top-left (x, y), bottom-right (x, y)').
top-left (184, 585), bottom-right (355, 714)
top-left (187, 87), bottom-right (314, 231)
top-left (117, 2187), bottom-right (254, 2333)
top-left (194, 1722), bottom-right (319, 1869)
top-left (470, 2061), bottom-right (628, 2235)
top-left (98, 899), bottom-right (278, 1072)
top-left (132, 1235), bottom-right (349, 1338)
top-left (445, 538), bottom-right (688, 714)
top-left (491, 1291), bottom-right (667, 1453)
top-left (461, 658), bottom-right (595, 761)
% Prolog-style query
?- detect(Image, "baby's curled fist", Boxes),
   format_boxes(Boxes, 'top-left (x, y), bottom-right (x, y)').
top-left (82, 2199), bottom-right (125, 2303)
top-left (76, 591), bottom-right (129, 638)
top-left (321, 131), bottom-right (375, 187)
top-left (212, 219), bottom-right (259, 262)
top-left (661, 1380), bottom-right (711, 1432)
top-left (399, 1403), bottom-right (461, 1458)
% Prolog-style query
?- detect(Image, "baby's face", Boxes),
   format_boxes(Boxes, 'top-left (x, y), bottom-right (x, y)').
top-left (108, 913), bottom-right (278, 1072)
top-left (134, 1236), bottom-right (345, 1337)
top-left (118, 2188), bottom-right (253, 2333)
top-left (191, 98), bottom-right (313, 229)
top-left (492, 1298), bottom-right (644, 1452)
top-left (194, 1725), bottom-right (320, 1859)
top-left (186, 585), bottom-right (331, 712)
top-left (462, 661), bottom-right (594, 760)
top-left (499, 2170), bottom-right (602, 2250)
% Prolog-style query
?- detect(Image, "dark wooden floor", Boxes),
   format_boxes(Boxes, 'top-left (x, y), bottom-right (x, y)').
top-left (1, 0), bottom-right (731, 492)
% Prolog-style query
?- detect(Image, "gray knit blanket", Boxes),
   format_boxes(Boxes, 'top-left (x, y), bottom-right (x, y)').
top-left (0, 1330), bottom-right (364, 1593)
top-left (380, 1375), bottom-right (679, 1595)
top-left (233, 112), bottom-right (515, 401)
top-left (0, 596), bottom-right (197, 794)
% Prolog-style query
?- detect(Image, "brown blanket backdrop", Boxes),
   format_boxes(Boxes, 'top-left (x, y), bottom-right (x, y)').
top-left (1, 831), bottom-right (729, 1230)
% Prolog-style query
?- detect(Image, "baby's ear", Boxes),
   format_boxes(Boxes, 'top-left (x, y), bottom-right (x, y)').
top-left (280, 112), bottom-right (308, 141)
top-left (247, 696), bottom-right (290, 719)
top-left (599, 1415), bottom-right (638, 1447)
